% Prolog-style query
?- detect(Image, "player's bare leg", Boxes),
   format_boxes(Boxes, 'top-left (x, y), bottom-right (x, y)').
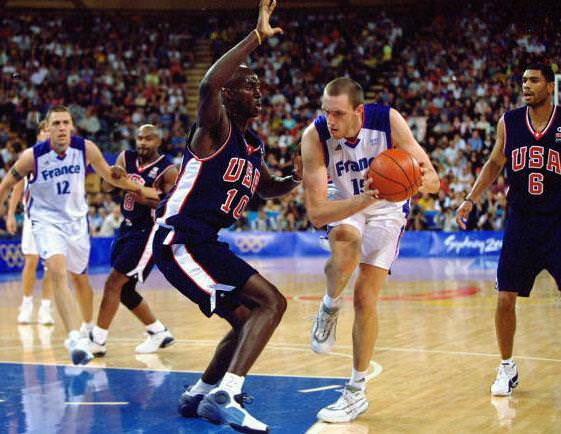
top-left (311, 224), bottom-right (361, 354)
top-left (70, 272), bottom-right (94, 332)
top-left (18, 254), bottom-right (39, 323)
top-left (46, 255), bottom-right (93, 365)
top-left (491, 291), bottom-right (519, 396)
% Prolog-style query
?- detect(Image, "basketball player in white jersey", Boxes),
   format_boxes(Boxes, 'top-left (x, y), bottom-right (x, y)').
top-left (6, 121), bottom-right (54, 325)
top-left (0, 105), bottom-right (158, 365)
top-left (302, 78), bottom-right (439, 422)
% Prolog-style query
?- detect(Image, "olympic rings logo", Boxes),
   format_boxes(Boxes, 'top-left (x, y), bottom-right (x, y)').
top-left (234, 235), bottom-right (271, 253)
top-left (0, 243), bottom-right (25, 268)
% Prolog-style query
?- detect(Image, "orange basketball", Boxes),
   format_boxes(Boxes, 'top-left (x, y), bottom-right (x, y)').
top-left (367, 149), bottom-right (422, 202)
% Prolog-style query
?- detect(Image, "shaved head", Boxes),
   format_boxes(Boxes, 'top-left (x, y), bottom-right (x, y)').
top-left (137, 124), bottom-right (161, 139)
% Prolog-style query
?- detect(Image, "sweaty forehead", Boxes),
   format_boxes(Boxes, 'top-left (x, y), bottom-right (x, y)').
top-left (321, 93), bottom-right (353, 111)
top-left (523, 70), bottom-right (544, 79)
top-left (138, 127), bottom-right (158, 137)
top-left (49, 112), bottom-right (72, 123)
top-left (227, 68), bottom-right (259, 88)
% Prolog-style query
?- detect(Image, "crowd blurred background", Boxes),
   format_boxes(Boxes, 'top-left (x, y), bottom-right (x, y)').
top-left (1, 2), bottom-right (559, 236)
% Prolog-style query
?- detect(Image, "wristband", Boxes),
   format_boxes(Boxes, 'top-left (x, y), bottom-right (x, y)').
top-left (253, 29), bottom-right (262, 46)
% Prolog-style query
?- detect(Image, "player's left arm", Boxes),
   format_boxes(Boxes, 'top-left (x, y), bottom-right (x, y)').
top-left (390, 108), bottom-right (440, 193)
top-left (85, 140), bottom-right (159, 200)
top-left (257, 155), bottom-right (302, 199)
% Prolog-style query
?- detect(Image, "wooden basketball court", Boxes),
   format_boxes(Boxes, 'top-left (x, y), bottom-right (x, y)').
top-left (0, 256), bottom-right (560, 433)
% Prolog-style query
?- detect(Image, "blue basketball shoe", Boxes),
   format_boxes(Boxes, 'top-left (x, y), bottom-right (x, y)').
top-left (197, 389), bottom-right (269, 433)
top-left (178, 385), bottom-right (205, 418)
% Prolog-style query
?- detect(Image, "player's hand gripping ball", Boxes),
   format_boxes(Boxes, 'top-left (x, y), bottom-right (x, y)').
top-left (367, 149), bottom-right (422, 202)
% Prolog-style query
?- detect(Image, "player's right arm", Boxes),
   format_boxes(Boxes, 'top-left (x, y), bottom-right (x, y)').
top-left (0, 149), bottom-right (34, 213)
top-left (85, 141), bottom-right (158, 201)
top-left (6, 179), bottom-right (24, 234)
top-left (194, 0), bottom-right (282, 158)
top-left (302, 124), bottom-right (378, 228)
top-left (455, 116), bottom-right (507, 229)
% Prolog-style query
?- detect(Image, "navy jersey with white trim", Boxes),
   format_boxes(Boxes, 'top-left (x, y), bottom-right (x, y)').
top-left (156, 123), bottom-right (263, 242)
top-left (122, 150), bottom-right (174, 227)
top-left (504, 106), bottom-right (561, 214)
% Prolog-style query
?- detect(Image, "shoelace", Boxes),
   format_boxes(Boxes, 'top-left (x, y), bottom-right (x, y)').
top-left (315, 309), bottom-right (337, 339)
top-left (234, 392), bottom-right (255, 408)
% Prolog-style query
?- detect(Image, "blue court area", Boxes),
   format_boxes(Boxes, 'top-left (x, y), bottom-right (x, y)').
top-left (0, 362), bottom-right (344, 433)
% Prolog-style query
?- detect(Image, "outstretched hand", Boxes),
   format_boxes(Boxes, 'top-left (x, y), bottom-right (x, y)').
top-left (455, 200), bottom-right (473, 230)
top-left (110, 165), bottom-right (127, 180)
top-left (256, 0), bottom-right (283, 39)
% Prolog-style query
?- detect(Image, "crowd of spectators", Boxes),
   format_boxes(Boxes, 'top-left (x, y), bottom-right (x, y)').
top-left (1, 3), bottom-right (560, 235)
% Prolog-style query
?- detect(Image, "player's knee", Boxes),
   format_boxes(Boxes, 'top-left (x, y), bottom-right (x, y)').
top-left (24, 255), bottom-right (39, 268)
top-left (120, 280), bottom-right (143, 310)
top-left (353, 291), bottom-right (378, 313)
top-left (49, 268), bottom-right (67, 286)
top-left (271, 290), bottom-right (287, 317)
top-left (260, 285), bottom-right (286, 320)
top-left (497, 292), bottom-right (517, 311)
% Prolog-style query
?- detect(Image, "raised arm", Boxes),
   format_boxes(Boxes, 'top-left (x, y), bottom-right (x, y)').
top-left (390, 108), bottom-right (440, 194)
top-left (301, 124), bottom-right (378, 228)
top-left (456, 116), bottom-right (507, 229)
top-left (194, 0), bottom-right (283, 156)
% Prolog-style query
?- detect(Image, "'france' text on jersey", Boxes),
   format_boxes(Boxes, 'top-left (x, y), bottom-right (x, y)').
top-left (28, 136), bottom-right (88, 223)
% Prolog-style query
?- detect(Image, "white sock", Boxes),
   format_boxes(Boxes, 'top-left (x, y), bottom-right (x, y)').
top-left (22, 296), bottom-right (33, 305)
top-left (349, 368), bottom-right (368, 390)
top-left (82, 322), bottom-right (94, 332)
top-left (219, 372), bottom-right (245, 396)
top-left (323, 293), bottom-right (342, 310)
top-left (40, 299), bottom-right (51, 308)
top-left (146, 320), bottom-right (166, 334)
top-left (92, 326), bottom-right (108, 344)
top-left (190, 379), bottom-right (216, 395)
top-left (68, 330), bottom-right (81, 341)
top-left (501, 358), bottom-right (514, 366)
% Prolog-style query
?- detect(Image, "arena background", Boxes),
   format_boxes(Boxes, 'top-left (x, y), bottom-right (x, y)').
top-left (0, 1), bottom-right (561, 433)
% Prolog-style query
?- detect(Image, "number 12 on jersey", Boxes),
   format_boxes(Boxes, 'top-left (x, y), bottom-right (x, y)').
top-left (56, 180), bottom-right (70, 195)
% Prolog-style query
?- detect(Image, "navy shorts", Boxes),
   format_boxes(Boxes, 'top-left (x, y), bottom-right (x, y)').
top-left (152, 226), bottom-right (258, 317)
top-left (497, 211), bottom-right (561, 297)
top-left (111, 223), bottom-right (155, 282)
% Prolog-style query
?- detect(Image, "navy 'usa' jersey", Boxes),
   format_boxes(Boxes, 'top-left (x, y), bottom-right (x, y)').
top-left (504, 105), bottom-right (561, 214)
top-left (122, 150), bottom-right (175, 227)
top-left (156, 122), bottom-right (263, 242)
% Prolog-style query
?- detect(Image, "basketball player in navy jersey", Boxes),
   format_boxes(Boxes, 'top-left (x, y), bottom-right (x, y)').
top-left (152, 1), bottom-right (301, 432)
top-left (302, 77), bottom-right (439, 422)
top-left (89, 124), bottom-right (178, 357)
top-left (456, 63), bottom-right (560, 396)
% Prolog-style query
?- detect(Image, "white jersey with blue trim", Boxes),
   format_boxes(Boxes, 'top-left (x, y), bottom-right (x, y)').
top-left (28, 136), bottom-right (88, 223)
top-left (315, 103), bottom-right (407, 217)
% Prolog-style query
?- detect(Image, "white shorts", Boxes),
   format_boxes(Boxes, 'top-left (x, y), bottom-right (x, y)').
top-left (21, 216), bottom-right (38, 256)
top-left (31, 218), bottom-right (90, 274)
top-left (328, 212), bottom-right (406, 270)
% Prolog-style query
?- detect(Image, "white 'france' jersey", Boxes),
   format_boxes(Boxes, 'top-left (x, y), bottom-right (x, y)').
top-left (314, 103), bottom-right (409, 217)
top-left (28, 137), bottom-right (88, 223)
